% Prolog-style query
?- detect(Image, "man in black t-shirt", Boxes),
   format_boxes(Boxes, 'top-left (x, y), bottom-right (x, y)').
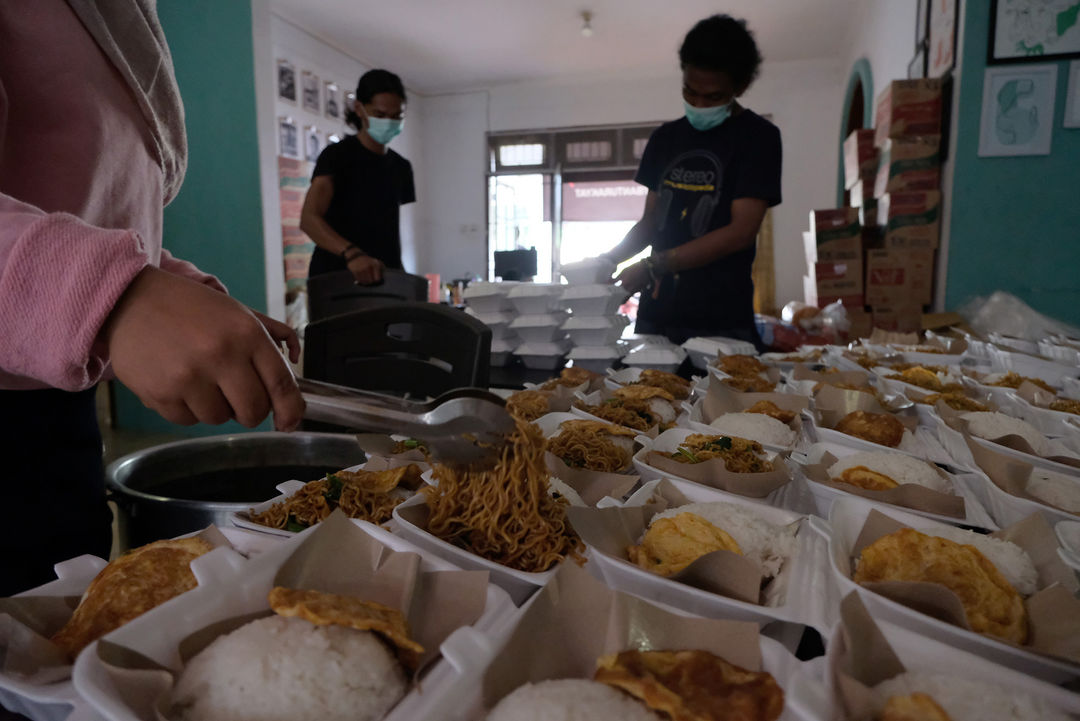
top-left (301, 69), bottom-right (415, 285)
top-left (599, 15), bottom-right (782, 347)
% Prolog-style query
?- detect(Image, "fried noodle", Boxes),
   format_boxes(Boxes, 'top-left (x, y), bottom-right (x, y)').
top-left (248, 469), bottom-right (407, 530)
top-left (547, 419), bottom-right (633, 472)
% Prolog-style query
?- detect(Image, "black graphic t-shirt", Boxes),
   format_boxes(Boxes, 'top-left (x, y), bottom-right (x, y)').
top-left (307, 135), bottom-right (416, 277)
top-left (634, 110), bottom-right (781, 336)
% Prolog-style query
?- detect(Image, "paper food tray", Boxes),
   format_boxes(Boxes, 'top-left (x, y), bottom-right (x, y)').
top-left (72, 517), bottom-right (517, 721)
top-left (823, 614), bottom-right (1080, 720)
top-left (796, 441), bottom-right (997, 530)
top-left (824, 496), bottom-right (1080, 683)
top-left (578, 477), bottom-right (838, 635)
top-left (1, 555), bottom-right (109, 721)
top-left (391, 495), bottom-right (557, 605)
top-left (430, 566), bottom-right (819, 721)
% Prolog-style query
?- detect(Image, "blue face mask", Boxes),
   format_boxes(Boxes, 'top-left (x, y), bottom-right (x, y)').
top-left (684, 100), bottom-right (732, 131)
top-left (366, 116), bottom-right (403, 145)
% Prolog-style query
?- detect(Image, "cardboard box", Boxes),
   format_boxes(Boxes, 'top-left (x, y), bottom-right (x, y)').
top-left (859, 202), bottom-right (878, 228)
top-left (846, 308), bottom-right (874, 339)
top-left (804, 274), bottom-right (864, 309)
top-left (865, 248), bottom-right (935, 307)
top-left (879, 190), bottom-right (941, 249)
top-left (874, 79), bottom-right (944, 147)
top-left (872, 305), bottom-right (923, 333)
top-left (843, 129), bottom-right (878, 189)
top-left (874, 137), bottom-right (941, 197)
top-left (806, 208), bottom-right (862, 264)
top-left (804, 256), bottom-right (864, 309)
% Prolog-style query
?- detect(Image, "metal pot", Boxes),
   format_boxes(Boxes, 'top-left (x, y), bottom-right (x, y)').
top-left (106, 432), bottom-right (366, 550)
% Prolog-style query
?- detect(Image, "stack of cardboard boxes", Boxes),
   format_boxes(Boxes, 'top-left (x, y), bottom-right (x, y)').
top-left (803, 79), bottom-right (944, 335)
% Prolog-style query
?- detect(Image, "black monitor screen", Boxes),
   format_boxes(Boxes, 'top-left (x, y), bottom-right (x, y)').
top-left (494, 248), bottom-right (538, 281)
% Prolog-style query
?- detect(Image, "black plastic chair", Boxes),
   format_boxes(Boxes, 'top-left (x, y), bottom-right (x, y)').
top-left (307, 269), bottom-right (429, 322)
top-left (303, 302), bottom-right (492, 399)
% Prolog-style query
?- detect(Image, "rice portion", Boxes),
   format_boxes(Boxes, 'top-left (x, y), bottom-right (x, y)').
top-left (873, 671), bottom-right (1072, 721)
top-left (650, 501), bottom-right (797, 578)
top-left (170, 615), bottom-right (406, 721)
top-left (962, 412), bottom-right (1051, 456)
top-left (828, 451), bottom-right (952, 494)
top-left (1026, 470), bottom-right (1080, 513)
top-left (916, 526), bottom-right (1038, 596)
top-left (487, 679), bottom-right (662, 721)
top-left (708, 413), bottom-right (797, 448)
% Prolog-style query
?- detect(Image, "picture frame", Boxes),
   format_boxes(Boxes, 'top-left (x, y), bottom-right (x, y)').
top-left (908, 46), bottom-right (927, 80)
top-left (305, 125), bottom-right (323, 163)
top-left (1066, 60), bottom-right (1080, 128)
top-left (978, 64), bottom-right (1058, 156)
top-left (276, 59), bottom-right (296, 103)
top-left (324, 81), bottom-right (340, 120)
top-left (278, 116), bottom-right (299, 158)
top-left (989, 0), bottom-right (1080, 64)
top-left (916, 0), bottom-right (929, 48)
top-left (927, 0), bottom-right (958, 77)
top-left (301, 71), bottom-right (321, 114)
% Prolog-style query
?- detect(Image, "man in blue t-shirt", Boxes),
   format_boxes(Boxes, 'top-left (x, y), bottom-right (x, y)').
top-left (599, 15), bottom-right (782, 348)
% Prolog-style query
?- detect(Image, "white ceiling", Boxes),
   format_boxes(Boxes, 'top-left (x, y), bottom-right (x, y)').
top-left (269, 0), bottom-right (860, 95)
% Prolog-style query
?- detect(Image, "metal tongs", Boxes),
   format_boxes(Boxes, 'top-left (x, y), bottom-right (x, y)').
top-left (298, 378), bottom-right (515, 464)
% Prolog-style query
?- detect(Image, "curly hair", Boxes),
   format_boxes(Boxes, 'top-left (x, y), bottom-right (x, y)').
top-left (679, 15), bottom-right (763, 91)
top-left (344, 69), bottom-right (406, 129)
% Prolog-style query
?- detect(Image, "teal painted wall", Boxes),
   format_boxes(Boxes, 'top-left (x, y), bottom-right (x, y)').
top-left (945, 1), bottom-right (1080, 323)
top-left (114, 0), bottom-right (271, 435)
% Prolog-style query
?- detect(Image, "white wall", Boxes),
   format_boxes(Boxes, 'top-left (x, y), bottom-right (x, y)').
top-left (252, 12), bottom-right (426, 315)
top-left (840, 1), bottom-right (919, 102)
top-left (412, 59), bottom-right (843, 308)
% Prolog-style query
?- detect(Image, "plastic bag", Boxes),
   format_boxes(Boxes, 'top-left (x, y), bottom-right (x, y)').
top-left (958, 291), bottom-right (1080, 342)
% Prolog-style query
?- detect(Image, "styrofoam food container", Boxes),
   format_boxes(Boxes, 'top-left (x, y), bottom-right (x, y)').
top-left (514, 340), bottom-right (570, 371)
top-left (585, 476), bottom-right (837, 634)
top-left (1039, 339), bottom-right (1080, 366)
top-left (631, 427), bottom-right (783, 485)
top-left (506, 283), bottom-right (564, 315)
top-left (566, 345), bottom-right (622, 374)
top-left (73, 521), bottom-right (517, 721)
top-left (1005, 394), bottom-right (1080, 440)
top-left (623, 344), bottom-right (686, 372)
top-left (463, 282), bottom-right (513, 313)
top-left (428, 590), bottom-right (822, 721)
top-left (796, 442), bottom-right (997, 530)
top-left (558, 257), bottom-right (616, 285)
top-left (561, 314), bottom-right (628, 345)
top-left (821, 616), bottom-right (1080, 720)
top-left (825, 496), bottom-right (1080, 683)
top-left (681, 336), bottom-right (757, 369)
top-left (465, 309), bottom-right (517, 339)
top-left (958, 467), bottom-right (1080, 529)
top-left (392, 495), bottom-right (557, 605)
top-left (557, 284), bottom-right (627, 316)
top-left (508, 313), bottom-right (568, 344)
top-left (490, 338), bottom-right (515, 367)
top-left (989, 333), bottom-right (1040, 355)
top-left (1054, 521), bottom-right (1080, 572)
top-left (989, 346), bottom-right (1077, 389)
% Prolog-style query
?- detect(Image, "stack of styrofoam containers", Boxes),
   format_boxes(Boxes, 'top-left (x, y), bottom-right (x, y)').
top-left (506, 283), bottom-right (569, 370)
top-left (463, 282), bottom-right (519, 367)
top-left (557, 258), bottom-right (627, 373)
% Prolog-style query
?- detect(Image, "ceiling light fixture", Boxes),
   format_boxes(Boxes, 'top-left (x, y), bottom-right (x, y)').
top-left (581, 10), bottom-right (594, 38)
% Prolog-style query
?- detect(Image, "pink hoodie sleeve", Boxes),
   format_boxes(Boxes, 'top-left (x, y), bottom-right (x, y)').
top-left (0, 192), bottom-right (151, 390)
top-left (159, 247), bottom-right (228, 294)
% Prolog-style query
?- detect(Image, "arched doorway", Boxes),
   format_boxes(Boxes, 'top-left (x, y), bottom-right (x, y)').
top-left (836, 59), bottom-right (873, 207)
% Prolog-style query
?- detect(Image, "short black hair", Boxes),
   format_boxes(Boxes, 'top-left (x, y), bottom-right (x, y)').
top-left (345, 69), bottom-right (406, 128)
top-left (679, 15), bottom-right (762, 91)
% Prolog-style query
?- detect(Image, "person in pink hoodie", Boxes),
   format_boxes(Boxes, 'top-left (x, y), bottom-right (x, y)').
top-left (0, 2), bottom-right (305, 593)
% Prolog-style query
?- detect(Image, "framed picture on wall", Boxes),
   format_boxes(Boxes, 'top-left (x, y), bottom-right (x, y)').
top-left (978, 64), bottom-right (1057, 156)
top-left (927, 0), bottom-right (958, 77)
top-left (305, 125), bottom-right (323, 162)
top-left (301, 71), bottom-right (321, 114)
top-left (908, 46), bottom-right (928, 79)
top-left (1065, 60), bottom-right (1080, 127)
top-left (916, 0), bottom-right (929, 48)
top-left (276, 59), bottom-right (296, 103)
top-left (989, 0), bottom-right (1080, 63)
top-left (324, 82), bottom-right (340, 119)
top-left (278, 116), bottom-right (299, 158)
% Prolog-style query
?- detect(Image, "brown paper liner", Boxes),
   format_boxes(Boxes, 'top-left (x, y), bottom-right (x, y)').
top-left (91, 511), bottom-right (491, 721)
top-left (936, 402), bottom-right (1080, 469)
top-left (543, 452), bottom-right (639, 507)
top-left (644, 450), bottom-right (792, 499)
top-left (480, 562), bottom-right (765, 710)
top-left (963, 431), bottom-right (1080, 517)
top-left (848, 508), bottom-right (1080, 665)
top-left (0, 526), bottom-right (233, 687)
top-left (814, 386), bottom-right (919, 433)
top-left (792, 365), bottom-right (873, 389)
top-left (566, 505), bottom-right (764, 605)
top-left (832, 592), bottom-right (908, 720)
top-left (700, 382), bottom-right (809, 433)
top-left (802, 452), bottom-right (965, 518)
